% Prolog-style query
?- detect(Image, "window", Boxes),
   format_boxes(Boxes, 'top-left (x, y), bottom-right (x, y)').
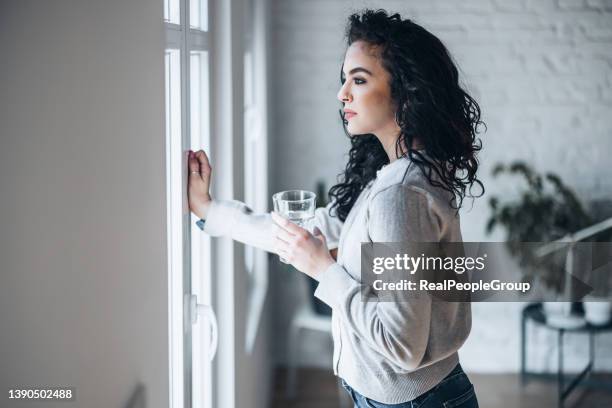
top-left (164, 1), bottom-right (213, 408)
top-left (165, 1), bottom-right (271, 407)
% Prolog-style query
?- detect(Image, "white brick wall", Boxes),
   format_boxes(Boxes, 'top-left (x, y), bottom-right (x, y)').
top-left (269, 0), bottom-right (612, 372)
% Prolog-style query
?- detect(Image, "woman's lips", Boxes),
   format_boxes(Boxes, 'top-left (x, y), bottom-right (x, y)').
top-left (345, 112), bottom-right (357, 120)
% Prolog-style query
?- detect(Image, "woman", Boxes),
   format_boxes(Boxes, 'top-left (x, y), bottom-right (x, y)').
top-left (188, 9), bottom-right (484, 408)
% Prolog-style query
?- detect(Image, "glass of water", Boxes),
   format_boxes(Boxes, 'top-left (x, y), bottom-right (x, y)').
top-left (272, 190), bottom-right (317, 264)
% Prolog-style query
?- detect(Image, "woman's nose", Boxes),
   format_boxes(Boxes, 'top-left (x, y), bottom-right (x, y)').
top-left (337, 84), bottom-right (351, 103)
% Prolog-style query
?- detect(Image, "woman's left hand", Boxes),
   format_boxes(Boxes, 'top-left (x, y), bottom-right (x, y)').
top-left (271, 212), bottom-right (335, 280)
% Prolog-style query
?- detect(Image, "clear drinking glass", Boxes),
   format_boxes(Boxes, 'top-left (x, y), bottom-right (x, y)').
top-left (272, 190), bottom-right (317, 264)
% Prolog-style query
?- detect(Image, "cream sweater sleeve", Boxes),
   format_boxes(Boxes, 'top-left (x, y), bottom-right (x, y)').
top-left (201, 199), bottom-right (344, 253)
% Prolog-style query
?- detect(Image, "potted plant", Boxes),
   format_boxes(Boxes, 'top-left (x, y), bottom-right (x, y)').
top-left (485, 161), bottom-right (597, 326)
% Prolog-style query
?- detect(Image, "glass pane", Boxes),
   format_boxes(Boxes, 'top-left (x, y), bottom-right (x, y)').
top-left (190, 0), bottom-right (208, 31)
top-left (164, 0), bottom-right (180, 24)
top-left (190, 51), bottom-right (211, 152)
top-left (165, 49), bottom-right (184, 408)
top-left (190, 50), bottom-right (212, 408)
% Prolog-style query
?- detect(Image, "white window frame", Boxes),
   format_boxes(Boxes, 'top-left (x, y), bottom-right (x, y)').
top-left (165, 0), bottom-right (270, 407)
top-left (164, 1), bottom-right (213, 408)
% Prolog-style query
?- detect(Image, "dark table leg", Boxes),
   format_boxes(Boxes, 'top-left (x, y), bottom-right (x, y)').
top-left (590, 331), bottom-right (595, 372)
top-left (557, 330), bottom-right (595, 408)
top-left (558, 329), bottom-right (564, 408)
top-left (521, 310), bottom-right (527, 386)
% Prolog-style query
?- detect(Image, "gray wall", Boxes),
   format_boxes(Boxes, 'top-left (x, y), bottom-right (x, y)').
top-left (269, 0), bottom-right (612, 372)
top-left (0, 1), bottom-right (168, 407)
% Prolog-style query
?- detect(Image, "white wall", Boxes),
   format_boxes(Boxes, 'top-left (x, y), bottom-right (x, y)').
top-left (269, 0), bottom-right (612, 373)
top-left (0, 1), bottom-right (168, 407)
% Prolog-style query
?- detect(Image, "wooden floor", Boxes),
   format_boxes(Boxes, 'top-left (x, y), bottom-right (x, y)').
top-left (271, 367), bottom-right (612, 408)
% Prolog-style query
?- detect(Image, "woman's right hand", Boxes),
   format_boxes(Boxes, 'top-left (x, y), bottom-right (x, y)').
top-left (188, 150), bottom-right (213, 220)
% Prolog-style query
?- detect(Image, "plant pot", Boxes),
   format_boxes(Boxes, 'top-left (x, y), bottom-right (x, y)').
top-left (543, 301), bottom-right (571, 315)
top-left (542, 302), bottom-right (586, 329)
top-left (583, 296), bottom-right (612, 326)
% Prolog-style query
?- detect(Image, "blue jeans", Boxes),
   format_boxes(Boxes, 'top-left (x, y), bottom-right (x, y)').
top-left (340, 363), bottom-right (479, 408)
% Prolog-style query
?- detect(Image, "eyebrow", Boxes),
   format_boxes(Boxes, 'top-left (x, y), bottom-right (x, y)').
top-left (343, 67), bottom-right (373, 76)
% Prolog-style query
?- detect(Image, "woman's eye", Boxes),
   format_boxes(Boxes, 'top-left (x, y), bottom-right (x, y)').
top-left (354, 78), bottom-right (366, 85)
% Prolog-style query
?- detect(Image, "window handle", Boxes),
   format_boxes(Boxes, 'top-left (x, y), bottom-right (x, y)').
top-left (189, 294), bottom-right (218, 361)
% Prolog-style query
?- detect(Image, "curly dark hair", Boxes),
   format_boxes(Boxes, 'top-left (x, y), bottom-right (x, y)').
top-left (328, 9), bottom-right (485, 222)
